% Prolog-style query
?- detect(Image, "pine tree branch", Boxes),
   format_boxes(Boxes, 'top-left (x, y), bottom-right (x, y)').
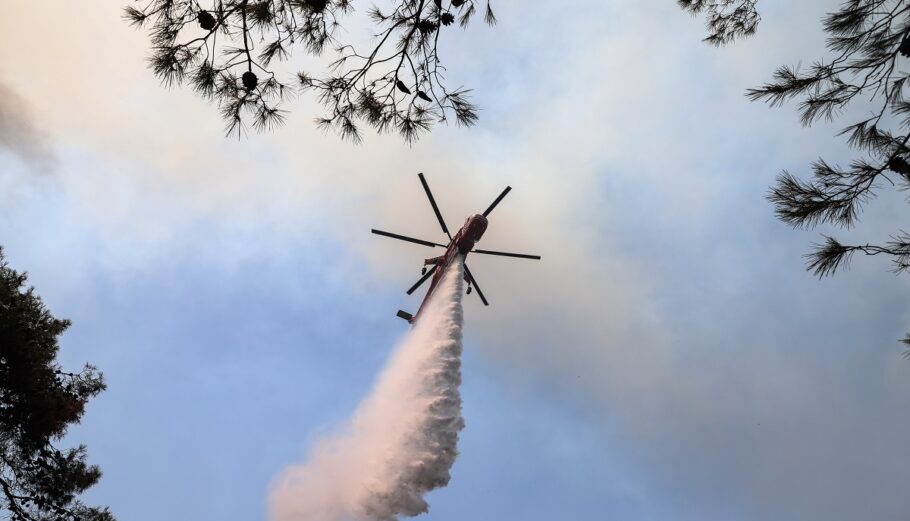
top-left (0, 475), bottom-right (37, 521)
top-left (756, 0), bottom-right (910, 305)
top-left (127, 0), bottom-right (491, 140)
top-left (806, 232), bottom-right (910, 277)
top-left (678, 0), bottom-right (761, 45)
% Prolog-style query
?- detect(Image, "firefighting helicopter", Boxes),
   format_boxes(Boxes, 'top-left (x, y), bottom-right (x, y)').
top-left (372, 173), bottom-right (541, 324)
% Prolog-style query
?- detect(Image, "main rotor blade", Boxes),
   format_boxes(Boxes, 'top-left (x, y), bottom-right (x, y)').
top-left (481, 186), bottom-right (511, 217)
top-left (473, 249), bottom-right (541, 260)
top-left (418, 173), bottom-right (452, 240)
top-left (407, 265), bottom-right (437, 295)
top-left (463, 263), bottom-right (489, 306)
top-left (372, 229), bottom-right (444, 248)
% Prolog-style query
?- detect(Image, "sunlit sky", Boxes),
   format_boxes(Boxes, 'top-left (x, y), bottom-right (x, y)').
top-left (3, 1), bottom-right (910, 520)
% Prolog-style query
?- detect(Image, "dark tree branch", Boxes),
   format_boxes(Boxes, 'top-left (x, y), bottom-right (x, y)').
top-left (749, 2), bottom-right (910, 277)
top-left (0, 475), bottom-right (38, 521)
top-left (0, 248), bottom-right (112, 521)
top-left (805, 232), bottom-right (910, 277)
top-left (686, 0), bottom-right (910, 347)
top-left (678, 0), bottom-right (761, 45)
top-left (127, 0), bottom-right (493, 141)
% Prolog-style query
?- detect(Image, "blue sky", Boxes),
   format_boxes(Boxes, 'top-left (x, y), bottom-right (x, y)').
top-left (3, 1), bottom-right (910, 520)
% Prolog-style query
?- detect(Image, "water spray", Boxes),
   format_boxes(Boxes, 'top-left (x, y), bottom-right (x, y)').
top-left (269, 257), bottom-right (466, 521)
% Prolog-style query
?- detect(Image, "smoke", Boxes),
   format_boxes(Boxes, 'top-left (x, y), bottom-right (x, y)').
top-left (0, 81), bottom-right (51, 170)
top-left (269, 257), bottom-right (466, 521)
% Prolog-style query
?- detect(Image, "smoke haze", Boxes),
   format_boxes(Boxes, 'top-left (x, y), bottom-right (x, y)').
top-left (0, 81), bottom-right (50, 169)
top-left (269, 258), bottom-right (466, 521)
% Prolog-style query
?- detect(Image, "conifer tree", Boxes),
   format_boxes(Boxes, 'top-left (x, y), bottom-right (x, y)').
top-left (678, 0), bottom-right (760, 45)
top-left (749, 1), bottom-right (910, 347)
top-left (125, 0), bottom-right (494, 141)
top-left (125, 1), bottom-right (760, 142)
top-left (0, 248), bottom-right (113, 521)
top-left (685, 0), bottom-right (910, 347)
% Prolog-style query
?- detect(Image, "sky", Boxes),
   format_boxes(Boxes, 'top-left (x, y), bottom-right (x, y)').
top-left (2, 1), bottom-right (910, 520)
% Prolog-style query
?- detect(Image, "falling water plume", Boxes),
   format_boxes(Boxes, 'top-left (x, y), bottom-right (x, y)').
top-left (269, 256), bottom-right (466, 521)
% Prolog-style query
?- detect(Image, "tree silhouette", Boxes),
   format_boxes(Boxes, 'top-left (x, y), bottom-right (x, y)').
top-left (684, 0), bottom-right (910, 348)
top-left (678, 0), bottom-right (760, 45)
top-left (125, 0), bottom-right (494, 142)
top-left (125, 0), bottom-right (761, 142)
top-left (750, 1), bottom-right (910, 348)
top-left (0, 248), bottom-right (113, 521)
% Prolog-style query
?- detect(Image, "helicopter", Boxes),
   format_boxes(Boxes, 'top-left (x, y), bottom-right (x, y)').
top-left (372, 173), bottom-right (540, 323)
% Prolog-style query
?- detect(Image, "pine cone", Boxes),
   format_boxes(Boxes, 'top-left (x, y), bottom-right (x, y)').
top-left (303, 0), bottom-right (328, 13)
top-left (417, 20), bottom-right (438, 33)
top-left (452, 0), bottom-right (465, 6)
top-left (440, 12), bottom-right (455, 26)
top-left (395, 80), bottom-right (411, 95)
top-left (242, 71), bottom-right (259, 90)
top-left (197, 10), bottom-right (216, 31)
top-left (888, 156), bottom-right (910, 175)
top-left (417, 90), bottom-right (432, 102)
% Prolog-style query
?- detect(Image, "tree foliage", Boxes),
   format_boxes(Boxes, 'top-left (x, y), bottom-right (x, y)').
top-left (125, 0), bottom-right (767, 142)
top-left (678, 0), bottom-right (760, 45)
top-left (683, 0), bottom-right (910, 346)
top-left (748, 0), bottom-right (910, 283)
top-left (125, 0), bottom-right (494, 141)
top-left (0, 248), bottom-right (112, 521)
